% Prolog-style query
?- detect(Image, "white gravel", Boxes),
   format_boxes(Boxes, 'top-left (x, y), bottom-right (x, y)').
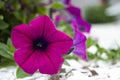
top-left (1, 60), bottom-right (120, 80)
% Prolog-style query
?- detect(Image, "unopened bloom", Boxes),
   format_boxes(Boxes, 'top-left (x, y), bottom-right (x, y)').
top-left (72, 19), bottom-right (87, 61)
top-left (11, 15), bottom-right (73, 75)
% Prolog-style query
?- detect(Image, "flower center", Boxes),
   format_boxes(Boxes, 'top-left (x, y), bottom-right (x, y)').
top-left (33, 37), bottom-right (48, 50)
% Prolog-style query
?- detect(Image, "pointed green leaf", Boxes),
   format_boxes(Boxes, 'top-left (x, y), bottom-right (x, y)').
top-left (0, 42), bottom-right (13, 60)
top-left (86, 37), bottom-right (97, 48)
top-left (0, 50), bottom-right (13, 60)
top-left (0, 42), bottom-right (9, 51)
top-left (7, 38), bottom-right (15, 53)
top-left (16, 67), bottom-right (31, 78)
top-left (64, 60), bottom-right (70, 66)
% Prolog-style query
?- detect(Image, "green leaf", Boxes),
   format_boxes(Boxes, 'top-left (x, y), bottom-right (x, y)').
top-left (0, 50), bottom-right (13, 60)
top-left (0, 20), bottom-right (9, 30)
top-left (0, 15), bottom-right (4, 20)
top-left (7, 38), bottom-right (12, 47)
top-left (86, 37), bottom-right (97, 48)
top-left (16, 67), bottom-right (31, 78)
top-left (64, 60), bottom-right (70, 66)
top-left (0, 42), bottom-right (13, 60)
top-left (37, 6), bottom-right (49, 15)
top-left (0, 42), bottom-right (9, 51)
top-left (7, 38), bottom-right (15, 53)
top-left (64, 55), bottom-right (79, 61)
top-left (0, 59), bottom-right (16, 68)
top-left (51, 2), bottom-right (66, 9)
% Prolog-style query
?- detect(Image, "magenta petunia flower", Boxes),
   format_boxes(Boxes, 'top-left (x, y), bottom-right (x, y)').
top-left (11, 15), bottom-right (73, 75)
top-left (72, 19), bottom-right (87, 61)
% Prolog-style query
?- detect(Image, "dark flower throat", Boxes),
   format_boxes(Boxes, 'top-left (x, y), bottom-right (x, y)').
top-left (33, 37), bottom-right (48, 50)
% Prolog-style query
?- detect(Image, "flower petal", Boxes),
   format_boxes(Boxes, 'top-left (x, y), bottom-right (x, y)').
top-left (38, 49), bottom-right (64, 74)
top-left (66, 6), bottom-right (81, 18)
top-left (72, 19), bottom-right (87, 60)
top-left (73, 40), bottom-right (87, 61)
top-left (29, 16), bottom-right (46, 38)
top-left (72, 19), bottom-right (86, 45)
top-left (30, 15), bottom-right (57, 39)
top-left (48, 40), bottom-right (73, 55)
top-left (15, 47), bottom-right (64, 74)
top-left (73, 30), bottom-right (87, 60)
top-left (14, 47), bottom-right (39, 74)
top-left (76, 16), bottom-right (91, 33)
top-left (43, 15), bottom-right (57, 39)
top-left (47, 30), bottom-right (72, 43)
top-left (46, 30), bottom-right (73, 55)
top-left (11, 24), bottom-right (33, 48)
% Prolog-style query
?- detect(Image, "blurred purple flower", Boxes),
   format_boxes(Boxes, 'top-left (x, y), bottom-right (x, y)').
top-left (62, 0), bottom-right (71, 5)
top-left (11, 15), bottom-right (73, 75)
top-left (66, 6), bottom-right (91, 33)
top-left (54, 15), bottom-right (61, 26)
top-left (54, 0), bottom-right (91, 33)
top-left (72, 19), bottom-right (87, 61)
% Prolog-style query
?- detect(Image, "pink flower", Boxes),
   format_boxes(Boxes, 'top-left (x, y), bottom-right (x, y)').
top-left (11, 15), bottom-right (73, 75)
top-left (72, 19), bottom-right (87, 61)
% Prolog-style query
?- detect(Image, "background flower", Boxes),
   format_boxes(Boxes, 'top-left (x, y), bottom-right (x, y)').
top-left (72, 19), bottom-right (87, 61)
top-left (54, 0), bottom-right (91, 33)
